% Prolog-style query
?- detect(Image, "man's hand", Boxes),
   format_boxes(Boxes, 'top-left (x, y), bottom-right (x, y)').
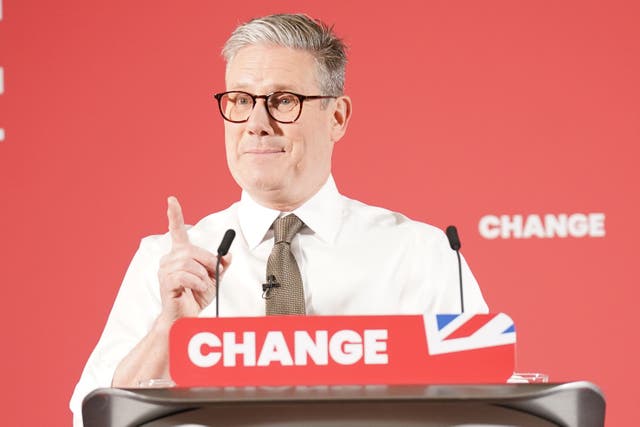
top-left (112, 196), bottom-right (231, 387)
top-left (157, 196), bottom-right (230, 322)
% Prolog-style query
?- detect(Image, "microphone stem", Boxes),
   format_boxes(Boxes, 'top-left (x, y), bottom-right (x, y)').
top-left (215, 257), bottom-right (221, 318)
top-left (456, 250), bottom-right (464, 313)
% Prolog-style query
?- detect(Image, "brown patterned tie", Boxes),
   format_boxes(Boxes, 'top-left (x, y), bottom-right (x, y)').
top-left (265, 214), bottom-right (306, 315)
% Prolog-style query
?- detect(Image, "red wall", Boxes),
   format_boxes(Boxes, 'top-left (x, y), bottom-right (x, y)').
top-left (1, 1), bottom-right (638, 425)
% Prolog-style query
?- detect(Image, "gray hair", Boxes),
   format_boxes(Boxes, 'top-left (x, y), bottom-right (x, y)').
top-left (222, 14), bottom-right (347, 96)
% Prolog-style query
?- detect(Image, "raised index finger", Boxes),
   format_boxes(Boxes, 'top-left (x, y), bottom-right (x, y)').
top-left (167, 196), bottom-right (189, 247)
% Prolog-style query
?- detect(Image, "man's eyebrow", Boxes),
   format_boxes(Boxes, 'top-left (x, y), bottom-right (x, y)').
top-left (227, 83), bottom-right (304, 93)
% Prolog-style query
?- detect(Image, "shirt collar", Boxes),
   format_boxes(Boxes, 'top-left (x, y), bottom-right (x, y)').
top-left (239, 175), bottom-right (343, 249)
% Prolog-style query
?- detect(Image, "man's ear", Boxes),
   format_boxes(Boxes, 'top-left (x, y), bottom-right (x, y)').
top-left (330, 95), bottom-right (352, 142)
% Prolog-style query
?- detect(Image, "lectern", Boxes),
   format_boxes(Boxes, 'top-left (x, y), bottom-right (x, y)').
top-left (83, 381), bottom-right (605, 427)
top-left (83, 314), bottom-right (605, 426)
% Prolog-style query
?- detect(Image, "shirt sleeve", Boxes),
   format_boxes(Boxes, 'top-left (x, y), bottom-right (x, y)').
top-left (69, 235), bottom-right (166, 426)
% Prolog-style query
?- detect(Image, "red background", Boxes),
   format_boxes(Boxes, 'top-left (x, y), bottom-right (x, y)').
top-left (1, 0), bottom-right (638, 425)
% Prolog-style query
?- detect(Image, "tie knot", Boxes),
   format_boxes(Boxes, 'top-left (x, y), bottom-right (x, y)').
top-left (273, 214), bottom-right (304, 244)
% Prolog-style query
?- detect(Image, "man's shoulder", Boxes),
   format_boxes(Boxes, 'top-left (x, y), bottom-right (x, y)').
top-left (341, 196), bottom-right (445, 241)
top-left (138, 202), bottom-right (240, 253)
top-left (193, 202), bottom-right (240, 230)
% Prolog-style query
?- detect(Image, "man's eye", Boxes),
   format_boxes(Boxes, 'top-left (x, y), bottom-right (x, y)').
top-left (271, 94), bottom-right (297, 107)
top-left (235, 95), bottom-right (251, 105)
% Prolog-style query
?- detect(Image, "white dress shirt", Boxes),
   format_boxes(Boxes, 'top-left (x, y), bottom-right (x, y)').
top-left (70, 176), bottom-right (488, 424)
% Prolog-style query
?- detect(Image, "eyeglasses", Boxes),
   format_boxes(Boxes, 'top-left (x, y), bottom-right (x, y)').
top-left (213, 91), bottom-right (336, 124)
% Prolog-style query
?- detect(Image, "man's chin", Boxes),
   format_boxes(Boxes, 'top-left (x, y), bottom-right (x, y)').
top-left (243, 175), bottom-right (287, 194)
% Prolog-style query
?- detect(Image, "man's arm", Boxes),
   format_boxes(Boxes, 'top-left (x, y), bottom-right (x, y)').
top-left (111, 196), bottom-right (230, 386)
top-left (110, 314), bottom-right (172, 386)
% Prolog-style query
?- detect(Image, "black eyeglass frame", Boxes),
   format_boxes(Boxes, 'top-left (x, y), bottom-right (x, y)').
top-left (213, 91), bottom-right (337, 124)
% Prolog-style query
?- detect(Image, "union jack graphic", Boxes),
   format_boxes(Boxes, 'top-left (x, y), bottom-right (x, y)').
top-left (424, 313), bottom-right (516, 355)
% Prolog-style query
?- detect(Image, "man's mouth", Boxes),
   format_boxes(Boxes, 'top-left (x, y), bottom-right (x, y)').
top-left (244, 148), bottom-right (286, 154)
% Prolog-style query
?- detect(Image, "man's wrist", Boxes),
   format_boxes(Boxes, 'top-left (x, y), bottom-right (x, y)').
top-left (153, 312), bottom-right (178, 336)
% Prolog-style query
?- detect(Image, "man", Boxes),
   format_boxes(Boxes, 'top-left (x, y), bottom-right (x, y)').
top-left (70, 13), bottom-right (487, 424)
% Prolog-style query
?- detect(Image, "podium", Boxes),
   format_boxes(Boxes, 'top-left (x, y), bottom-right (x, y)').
top-left (83, 382), bottom-right (605, 427)
top-left (83, 314), bottom-right (605, 425)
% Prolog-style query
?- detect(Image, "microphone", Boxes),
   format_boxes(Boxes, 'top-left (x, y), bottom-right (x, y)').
top-left (262, 274), bottom-right (280, 299)
top-left (217, 229), bottom-right (236, 256)
top-left (445, 225), bottom-right (464, 313)
top-left (446, 226), bottom-right (461, 251)
top-left (215, 229), bottom-right (236, 317)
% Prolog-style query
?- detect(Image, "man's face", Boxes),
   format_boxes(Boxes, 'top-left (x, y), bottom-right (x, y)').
top-left (223, 44), bottom-right (350, 211)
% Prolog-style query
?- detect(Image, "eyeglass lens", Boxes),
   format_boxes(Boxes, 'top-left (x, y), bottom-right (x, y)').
top-left (218, 92), bottom-right (301, 123)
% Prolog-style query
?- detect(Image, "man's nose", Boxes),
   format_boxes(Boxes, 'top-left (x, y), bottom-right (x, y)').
top-left (246, 99), bottom-right (275, 136)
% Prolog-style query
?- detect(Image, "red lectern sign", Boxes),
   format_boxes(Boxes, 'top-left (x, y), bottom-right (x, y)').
top-left (170, 313), bottom-right (515, 387)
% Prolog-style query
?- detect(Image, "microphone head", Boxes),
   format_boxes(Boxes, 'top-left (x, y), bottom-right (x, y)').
top-left (445, 225), bottom-right (461, 251)
top-left (217, 229), bottom-right (236, 256)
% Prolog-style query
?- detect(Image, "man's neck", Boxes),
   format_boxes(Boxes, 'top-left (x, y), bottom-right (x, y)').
top-left (249, 191), bottom-right (310, 213)
top-left (247, 177), bottom-right (329, 212)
